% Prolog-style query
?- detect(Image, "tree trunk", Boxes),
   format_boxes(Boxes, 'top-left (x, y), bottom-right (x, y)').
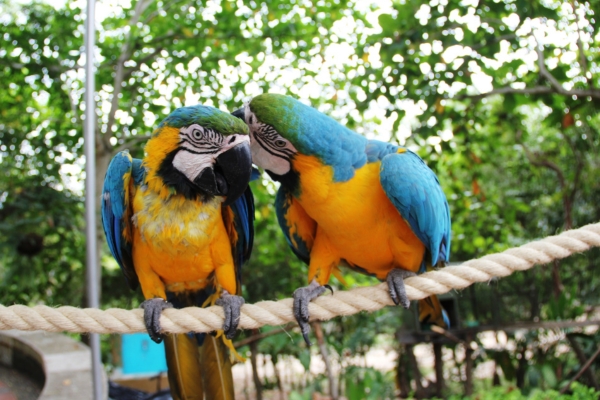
top-left (406, 345), bottom-right (425, 399)
top-left (312, 322), bottom-right (338, 400)
top-left (434, 343), bottom-right (444, 398)
top-left (516, 347), bottom-right (527, 389)
top-left (464, 335), bottom-right (474, 396)
top-left (249, 330), bottom-right (263, 400)
top-left (396, 346), bottom-right (410, 398)
top-left (272, 357), bottom-right (284, 400)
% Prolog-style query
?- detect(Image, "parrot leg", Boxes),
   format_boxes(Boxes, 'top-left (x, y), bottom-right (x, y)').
top-left (140, 298), bottom-right (173, 344)
top-left (386, 268), bottom-right (416, 309)
top-left (293, 279), bottom-right (333, 346)
top-left (215, 290), bottom-right (246, 339)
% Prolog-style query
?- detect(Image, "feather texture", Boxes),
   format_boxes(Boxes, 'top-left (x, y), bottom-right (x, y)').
top-left (164, 334), bottom-right (204, 400)
top-left (248, 94), bottom-right (451, 328)
top-left (101, 105), bottom-right (254, 399)
top-left (101, 151), bottom-right (145, 289)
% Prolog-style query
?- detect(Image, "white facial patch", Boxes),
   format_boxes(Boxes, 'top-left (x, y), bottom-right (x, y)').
top-left (242, 105), bottom-right (297, 176)
top-left (173, 124), bottom-right (250, 182)
top-left (250, 131), bottom-right (293, 175)
top-left (172, 150), bottom-right (215, 182)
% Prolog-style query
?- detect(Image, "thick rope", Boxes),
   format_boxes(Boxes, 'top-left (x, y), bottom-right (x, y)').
top-left (1, 223), bottom-right (599, 334)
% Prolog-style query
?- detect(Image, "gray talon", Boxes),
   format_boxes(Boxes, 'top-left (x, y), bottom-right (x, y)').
top-left (215, 290), bottom-right (245, 339)
top-left (140, 298), bottom-right (173, 344)
top-left (293, 280), bottom-right (327, 346)
top-left (386, 268), bottom-right (415, 309)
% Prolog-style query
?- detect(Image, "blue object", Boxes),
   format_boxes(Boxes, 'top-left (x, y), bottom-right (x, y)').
top-left (121, 333), bottom-right (167, 375)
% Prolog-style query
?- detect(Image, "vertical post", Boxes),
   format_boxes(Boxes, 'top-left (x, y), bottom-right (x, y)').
top-left (84, 0), bottom-right (103, 398)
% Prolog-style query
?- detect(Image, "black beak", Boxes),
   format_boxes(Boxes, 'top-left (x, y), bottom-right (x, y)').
top-left (231, 108), bottom-right (245, 121)
top-left (195, 141), bottom-right (251, 206)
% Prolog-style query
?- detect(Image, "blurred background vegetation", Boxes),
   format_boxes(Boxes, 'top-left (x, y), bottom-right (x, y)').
top-left (0, 0), bottom-right (599, 398)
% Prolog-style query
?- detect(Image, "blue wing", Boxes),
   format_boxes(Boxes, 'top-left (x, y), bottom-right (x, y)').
top-left (225, 186), bottom-right (255, 293)
top-left (275, 186), bottom-right (316, 265)
top-left (379, 148), bottom-right (451, 267)
top-left (101, 151), bottom-right (144, 290)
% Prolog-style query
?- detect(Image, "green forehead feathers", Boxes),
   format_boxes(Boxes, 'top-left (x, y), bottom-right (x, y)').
top-left (155, 104), bottom-right (249, 136)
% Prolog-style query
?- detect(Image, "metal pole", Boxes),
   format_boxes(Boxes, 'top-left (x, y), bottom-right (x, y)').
top-left (84, 0), bottom-right (103, 398)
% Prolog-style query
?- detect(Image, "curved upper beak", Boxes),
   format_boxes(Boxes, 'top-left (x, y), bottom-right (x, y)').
top-left (215, 141), bottom-right (252, 206)
top-left (231, 108), bottom-right (245, 122)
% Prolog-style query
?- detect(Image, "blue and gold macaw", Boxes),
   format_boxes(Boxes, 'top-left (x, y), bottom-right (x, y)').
top-left (101, 105), bottom-right (254, 400)
top-left (232, 94), bottom-right (450, 344)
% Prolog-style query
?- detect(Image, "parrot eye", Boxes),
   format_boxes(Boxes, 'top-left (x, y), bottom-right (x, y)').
top-left (274, 139), bottom-right (286, 148)
top-left (192, 129), bottom-right (203, 140)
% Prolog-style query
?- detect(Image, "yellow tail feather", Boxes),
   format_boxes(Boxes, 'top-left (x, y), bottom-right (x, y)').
top-left (164, 334), bottom-right (204, 400)
top-left (200, 335), bottom-right (235, 400)
top-left (418, 295), bottom-right (449, 328)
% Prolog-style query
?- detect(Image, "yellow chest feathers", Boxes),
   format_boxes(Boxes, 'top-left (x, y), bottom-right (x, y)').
top-left (132, 188), bottom-right (223, 247)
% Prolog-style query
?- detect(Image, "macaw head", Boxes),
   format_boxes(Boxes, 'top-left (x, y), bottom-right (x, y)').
top-left (144, 105), bottom-right (252, 204)
top-left (231, 94), bottom-right (299, 178)
top-left (232, 93), bottom-right (367, 185)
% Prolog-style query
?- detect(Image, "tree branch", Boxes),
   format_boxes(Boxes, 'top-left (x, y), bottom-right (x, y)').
top-left (142, 0), bottom-right (186, 26)
top-left (570, 0), bottom-right (592, 88)
top-left (123, 45), bottom-right (168, 80)
top-left (560, 344), bottom-right (600, 394)
top-left (535, 37), bottom-right (566, 94)
top-left (104, 0), bottom-right (152, 151)
top-left (459, 85), bottom-right (600, 101)
top-left (114, 134), bottom-right (153, 153)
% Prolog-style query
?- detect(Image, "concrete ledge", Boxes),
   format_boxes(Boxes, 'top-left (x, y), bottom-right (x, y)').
top-left (0, 330), bottom-right (107, 400)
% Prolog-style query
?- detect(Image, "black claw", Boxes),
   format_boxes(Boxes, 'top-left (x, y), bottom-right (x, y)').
top-left (324, 284), bottom-right (334, 295)
top-left (216, 291), bottom-right (245, 340)
top-left (292, 281), bottom-right (328, 346)
top-left (386, 269), bottom-right (415, 309)
top-left (301, 330), bottom-right (312, 346)
top-left (140, 298), bottom-right (173, 344)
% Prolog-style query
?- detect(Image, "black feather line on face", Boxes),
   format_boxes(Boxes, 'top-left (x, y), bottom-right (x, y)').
top-left (253, 132), bottom-right (291, 161)
top-left (255, 124), bottom-right (295, 158)
top-left (157, 149), bottom-right (213, 201)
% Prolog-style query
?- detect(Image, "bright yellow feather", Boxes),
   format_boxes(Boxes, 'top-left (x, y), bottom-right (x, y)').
top-left (143, 127), bottom-right (182, 200)
top-left (130, 186), bottom-right (237, 300)
top-left (290, 153), bottom-right (425, 284)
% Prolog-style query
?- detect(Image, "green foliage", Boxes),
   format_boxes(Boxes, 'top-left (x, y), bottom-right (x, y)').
top-left (446, 383), bottom-right (600, 400)
top-left (1, 0), bottom-right (599, 396)
top-left (343, 366), bottom-right (395, 400)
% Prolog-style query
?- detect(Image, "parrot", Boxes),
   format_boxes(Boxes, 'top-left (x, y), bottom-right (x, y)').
top-left (232, 93), bottom-right (451, 345)
top-left (101, 104), bottom-right (254, 400)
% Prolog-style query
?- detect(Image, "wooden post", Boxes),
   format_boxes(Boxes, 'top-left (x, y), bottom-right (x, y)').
top-left (434, 343), bottom-right (445, 397)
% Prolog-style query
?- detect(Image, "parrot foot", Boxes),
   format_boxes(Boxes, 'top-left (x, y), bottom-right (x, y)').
top-left (215, 290), bottom-right (245, 339)
top-left (293, 280), bottom-right (331, 346)
top-left (386, 268), bottom-right (416, 309)
top-left (140, 298), bottom-right (173, 344)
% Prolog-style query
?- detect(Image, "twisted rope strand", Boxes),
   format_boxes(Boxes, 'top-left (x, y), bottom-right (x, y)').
top-left (0, 222), bottom-right (598, 334)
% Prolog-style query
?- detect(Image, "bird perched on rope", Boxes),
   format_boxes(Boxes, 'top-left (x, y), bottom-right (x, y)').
top-left (101, 105), bottom-right (254, 400)
top-left (232, 94), bottom-right (450, 345)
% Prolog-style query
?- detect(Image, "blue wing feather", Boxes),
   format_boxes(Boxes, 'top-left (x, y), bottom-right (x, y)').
top-left (227, 186), bottom-right (255, 291)
top-left (275, 186), bottom-right (313, 264)
top-left (101, 151), bottom-right (144, 290)
top-left (379, 147), bottom-right (451, 266)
